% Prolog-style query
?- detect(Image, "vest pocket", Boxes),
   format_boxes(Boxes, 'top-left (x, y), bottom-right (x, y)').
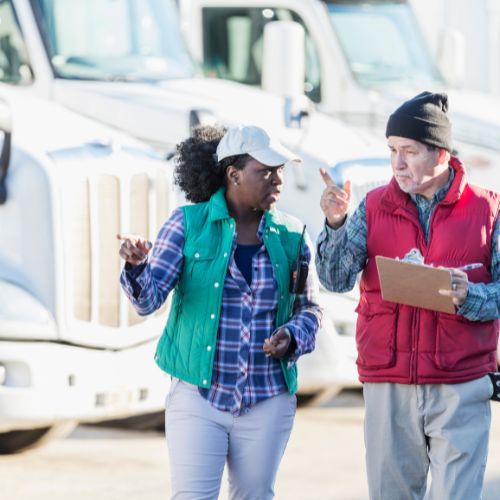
top-left (435, 313), bottom-right (498, 371)
top-left (355, 302), bottom-right (398, 369)
top-left (183, 245), bottom-right (217, 280)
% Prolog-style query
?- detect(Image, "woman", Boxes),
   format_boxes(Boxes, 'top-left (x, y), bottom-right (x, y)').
top-left (118, 124), bottom-right (321, 499)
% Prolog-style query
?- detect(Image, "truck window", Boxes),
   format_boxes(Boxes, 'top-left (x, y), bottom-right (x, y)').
top-left (202, 7), bottom-right (322, 103)
top-left (0, 1), bottom-right (34, 84)
top-left (30, 0), bottom-right (195, 81)
top-left (326, 0), bottom-right (443, 87)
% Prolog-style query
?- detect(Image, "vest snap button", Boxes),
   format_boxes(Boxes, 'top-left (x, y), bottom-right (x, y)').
top-left (207, 345), bottom-right (212, 351)
top-left (214, 282), bottom-right (219, 288)
top-left (203, 379), bottom-right (208, 385)
top-left (194, 252), bottom-right (200, 259)
top-left (210, 313), bottom-right (215, 319)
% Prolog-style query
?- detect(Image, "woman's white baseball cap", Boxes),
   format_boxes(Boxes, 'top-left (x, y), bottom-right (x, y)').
top-left (216, 125), bottom-right (301, 166)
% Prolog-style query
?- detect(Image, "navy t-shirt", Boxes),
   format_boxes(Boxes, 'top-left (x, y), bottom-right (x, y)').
top-left (234, 243), bottom-right (262, 286)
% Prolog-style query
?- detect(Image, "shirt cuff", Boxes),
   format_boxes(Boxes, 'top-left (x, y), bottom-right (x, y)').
top-left (456, 282), bottom-right (486, 320)
top-left (322, 218), bottom-right (348, 243)
top-left (283, 325), bottom-right (301, 368)
top-left (125, 261), bottom-right (147, 277)
top-left (285, 332), bottom-right (298, 357)
top-left (124, 261), bottom-right (148, 299)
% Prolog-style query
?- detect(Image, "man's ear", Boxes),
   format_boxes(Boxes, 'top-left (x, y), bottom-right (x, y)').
top-left (437, 148), bottom-right (450, 165)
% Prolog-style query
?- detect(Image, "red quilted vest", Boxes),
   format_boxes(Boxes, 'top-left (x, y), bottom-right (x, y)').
top-left (358, 157), bottom-right (500, 384)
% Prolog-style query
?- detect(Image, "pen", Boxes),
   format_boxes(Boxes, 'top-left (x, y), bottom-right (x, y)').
top-left (457, 263), bottom-right (483, 271)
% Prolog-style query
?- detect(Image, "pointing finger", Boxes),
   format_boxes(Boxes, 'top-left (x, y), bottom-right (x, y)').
top-left (116, 233), bottom-right (138, 244)
top-left (116, 233), bottom-right (151, 248)
top-left (343, 179), bottom-right (352, 201)
top-left (319, 168), bottom-right (336, 188)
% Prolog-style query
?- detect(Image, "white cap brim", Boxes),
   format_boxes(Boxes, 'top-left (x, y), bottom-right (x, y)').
top-left (249, 141), bottom-right (301, 166)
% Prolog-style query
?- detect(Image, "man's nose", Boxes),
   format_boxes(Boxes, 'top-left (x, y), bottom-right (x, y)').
top-left (393, 153), bottom-right (406, 170)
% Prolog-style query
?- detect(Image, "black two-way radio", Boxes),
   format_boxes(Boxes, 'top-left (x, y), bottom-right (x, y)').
top-left (488, 372), bottom-right (500, 402)
top-left (290, 225), bottom-right (309, 294)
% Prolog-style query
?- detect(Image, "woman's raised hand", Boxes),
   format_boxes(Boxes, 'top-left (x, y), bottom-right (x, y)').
top-left (117, 233), bottom-right (152, 266)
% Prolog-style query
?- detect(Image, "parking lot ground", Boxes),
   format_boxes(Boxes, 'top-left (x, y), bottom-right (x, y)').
top-left (1, 392), bottom-right (499, 500)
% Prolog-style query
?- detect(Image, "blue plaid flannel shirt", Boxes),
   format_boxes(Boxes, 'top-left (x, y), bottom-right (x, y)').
top-left (121, 208), bottom-right (321, 415)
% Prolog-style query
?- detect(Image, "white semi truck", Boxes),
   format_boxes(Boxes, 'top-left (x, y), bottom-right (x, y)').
top-left (0, 0), bottom-right (396, 451)
top-left (410, 0), bottom-right (500, 97)
top-left (178, 0), bottom-right (500, 192)
top-left (0, 88), bottom-right (176, 453)
top-left (0, 0), bottom-right (392, 233)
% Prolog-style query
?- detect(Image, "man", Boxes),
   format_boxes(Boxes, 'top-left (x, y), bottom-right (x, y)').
top-left (316, 91), bottom-right (500, 500)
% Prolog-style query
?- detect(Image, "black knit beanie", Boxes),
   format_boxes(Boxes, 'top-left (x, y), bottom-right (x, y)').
top-left (385, 91), bottom-right (452, 151)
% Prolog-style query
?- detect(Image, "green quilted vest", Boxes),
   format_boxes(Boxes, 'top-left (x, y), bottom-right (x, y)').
top-left (154, 188), bottom-right (304, 394)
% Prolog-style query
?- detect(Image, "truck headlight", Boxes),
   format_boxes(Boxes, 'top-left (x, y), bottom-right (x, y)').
top-left (0, 361), bottom-right (31, 387)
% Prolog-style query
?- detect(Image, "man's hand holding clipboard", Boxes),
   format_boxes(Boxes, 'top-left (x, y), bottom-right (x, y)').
top-left (375, 256), bottom-right (473, 313)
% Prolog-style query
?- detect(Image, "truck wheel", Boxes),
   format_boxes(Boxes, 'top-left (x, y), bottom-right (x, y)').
top-left (0, 422), bottom-right (76, 454)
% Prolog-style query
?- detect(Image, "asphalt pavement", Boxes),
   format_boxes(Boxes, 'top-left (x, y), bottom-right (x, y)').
top-left (1, 391), bottom-right (500, 499)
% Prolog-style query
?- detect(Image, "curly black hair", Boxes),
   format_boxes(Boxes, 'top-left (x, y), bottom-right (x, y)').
top-left (174, 125), bottom-right (251, 203)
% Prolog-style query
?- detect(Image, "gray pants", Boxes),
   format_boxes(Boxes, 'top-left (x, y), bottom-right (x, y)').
top-left (364, 375), bottom-right (494, 500)
top-left (165, 380), bottom-right (296, 500)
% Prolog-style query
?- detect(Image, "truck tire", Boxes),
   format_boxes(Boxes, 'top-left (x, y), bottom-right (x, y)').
top-left (0, 422), bottom-right (76, 454)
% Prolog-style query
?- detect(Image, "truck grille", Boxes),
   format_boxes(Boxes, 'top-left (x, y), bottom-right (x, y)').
top-left (65, 166), bottom-right (172, 328)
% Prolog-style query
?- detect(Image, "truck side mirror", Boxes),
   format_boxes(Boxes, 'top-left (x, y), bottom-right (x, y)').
top-left (437, 29), bottom-right (465, 88)
top-left (0, 99), bottom-right (12, 205)
top-left (262, 21), bottom-right (305, 98)
top-left (262, 21), bottom-right (308, 128)
top-left (189, 108), bottom-right (217, 134)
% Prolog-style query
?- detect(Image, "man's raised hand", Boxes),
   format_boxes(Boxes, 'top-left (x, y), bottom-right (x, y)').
top-left (319, 168), bottom-right (352, 228)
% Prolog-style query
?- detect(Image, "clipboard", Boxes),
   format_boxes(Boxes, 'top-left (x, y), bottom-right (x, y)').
top-left (375, 256), bottom-right (455, 314)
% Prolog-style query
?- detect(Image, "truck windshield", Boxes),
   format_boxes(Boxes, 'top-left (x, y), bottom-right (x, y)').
top-left (326, 1), bottom-right (443, 88)
top-left (30, 0), bottom-right (195, 81)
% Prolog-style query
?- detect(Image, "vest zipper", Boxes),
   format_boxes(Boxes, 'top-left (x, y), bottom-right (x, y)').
top-left (411, 309), bottom-right (420, 384)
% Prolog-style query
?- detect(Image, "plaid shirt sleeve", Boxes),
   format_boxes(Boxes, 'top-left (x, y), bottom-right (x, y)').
top-left (281, 235), bottom-right (322, 365)
top-left (315, 199), bottom-right (368, 293)
top-left (120, 208), bottom-right (185, 316)
top-left (457, 214), bottom-right (500, 321)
